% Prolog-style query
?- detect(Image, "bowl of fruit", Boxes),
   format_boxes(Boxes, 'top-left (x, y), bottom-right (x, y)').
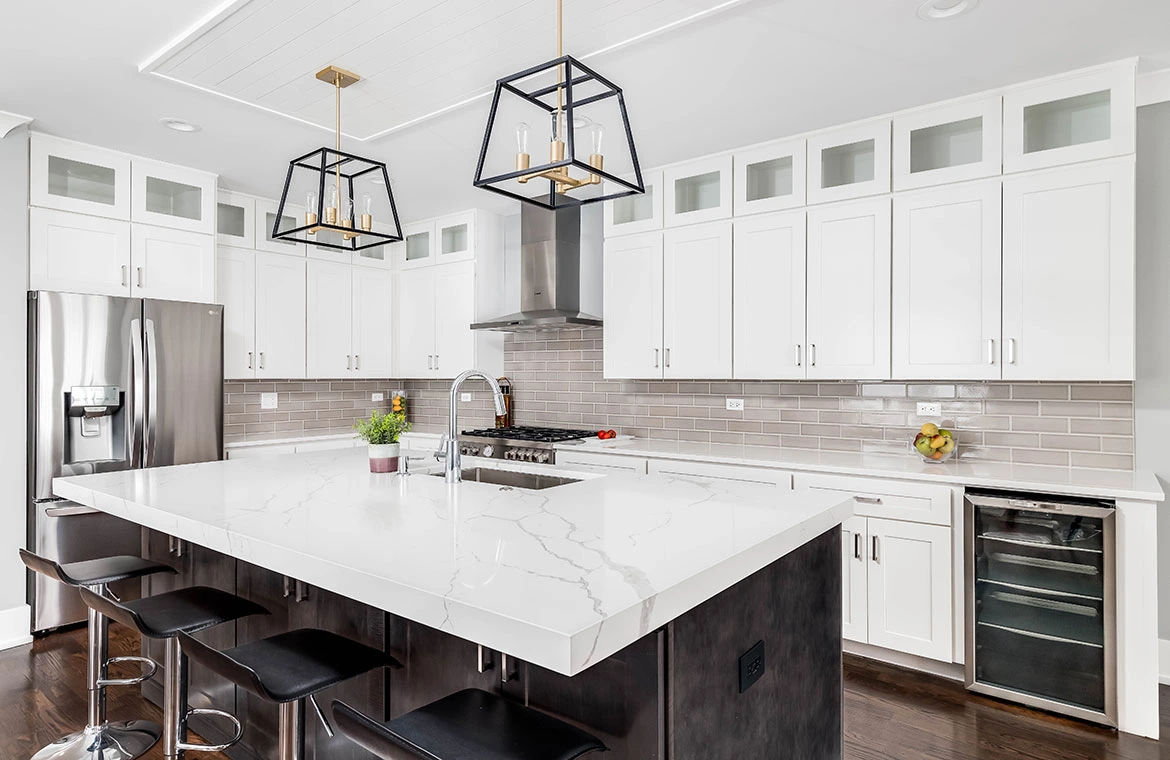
top-left (913, 423), bottom-right (956, 463)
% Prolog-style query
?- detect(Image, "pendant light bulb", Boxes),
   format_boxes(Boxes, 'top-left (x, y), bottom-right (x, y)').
top-left (515, 122), bottom-right (531, 172)
top-left (590, 122), bottom-right (604, 155)
top-left (326, 185), bottom-right (339, 225)
top-left (305, 191), bottom-right (319, 233)
top-left (360, 193), bottom-right (373, 232)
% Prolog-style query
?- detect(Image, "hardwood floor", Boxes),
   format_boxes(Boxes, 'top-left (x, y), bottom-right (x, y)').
top-left (1, 627), bottom-right (1165, 759)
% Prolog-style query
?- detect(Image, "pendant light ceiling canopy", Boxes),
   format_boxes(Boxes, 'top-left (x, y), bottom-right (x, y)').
top-left (473, 0), bottom-right (644, 210)
top-left (273, 65), bottom-right (403, 251)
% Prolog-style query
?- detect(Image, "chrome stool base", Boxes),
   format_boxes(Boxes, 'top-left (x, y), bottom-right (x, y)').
top-left (30, 720), bottom-right (161, 760)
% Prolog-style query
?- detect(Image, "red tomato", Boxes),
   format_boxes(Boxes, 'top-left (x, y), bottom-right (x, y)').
top-left (606, 430), bottom-right (617, 438)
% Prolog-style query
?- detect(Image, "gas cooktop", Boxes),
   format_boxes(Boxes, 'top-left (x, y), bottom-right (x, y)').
top-left (457, 427), bottom-right (598, 463)
top-left (460, 427), bottom-right (597, 443)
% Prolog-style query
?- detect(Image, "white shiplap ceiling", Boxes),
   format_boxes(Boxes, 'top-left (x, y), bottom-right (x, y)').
top-left (143, 0), bottom-right (744, 140)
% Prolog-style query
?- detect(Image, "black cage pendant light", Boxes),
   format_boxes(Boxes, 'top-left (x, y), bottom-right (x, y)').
top-left (273, 66), bottom-right (403, 251)
top-left (473, 0), bottom-right (644, 209)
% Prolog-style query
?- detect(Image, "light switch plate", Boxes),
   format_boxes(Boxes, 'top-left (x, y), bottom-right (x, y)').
top-left (260, 393), bottom-right (278, 410)
top-left (916, 402), bottom-right (941, 417)
top-left (372, 392), bottom-right (385, 402)
top-left (726, 398), bottom-right (745, 411)
top-left (461, 392), bottom-right (473, 402)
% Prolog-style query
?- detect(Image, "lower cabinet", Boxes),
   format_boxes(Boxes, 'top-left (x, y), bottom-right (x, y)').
top-left (646, 458), bottom-right (792, 487)
top-left (556, 450), bottom-right (649, 474)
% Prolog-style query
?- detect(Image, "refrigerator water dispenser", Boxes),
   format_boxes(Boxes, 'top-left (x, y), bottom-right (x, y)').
top-left (64, 385), bottom-right (124, 464)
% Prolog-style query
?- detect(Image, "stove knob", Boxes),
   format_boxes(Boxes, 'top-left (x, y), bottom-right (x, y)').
top-left (460, 445), bottom-right (469, 456)
top-left (482, 444), bottom-right (494, 458)
top-left (536, 452), bottom-right (550, 464)
top-left (522, 450), bottom-right (533, 462)
top-left (504, 450), bottom-right (515, 460)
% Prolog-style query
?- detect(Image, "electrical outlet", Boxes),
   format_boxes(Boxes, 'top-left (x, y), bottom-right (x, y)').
top-left (738, 640), bottom-right (765, 694)
top-left (371, 392), bottom-right (385, 402)
top-left (260, 393), bottom-right (278, 410)
top-left (461, 392), bottom-right (473, 402)
top-left (916, 402), bottom-right (941, 417)
top-left (726, 398), bottom-right (745, 411)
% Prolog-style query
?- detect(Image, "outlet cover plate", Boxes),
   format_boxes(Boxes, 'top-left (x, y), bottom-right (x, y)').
top-left (738, 640), bottom-right (765, 693)
top-left (461, 392), bottom-right (473, 402)
top-left (916, 402), bottom-right (941, 417)
top-left (726, 398), bottom-right (745, 411)
top-left (260, 393), bottom-right (278, 410)
top-left (372, 392), bottom-right (385, 402)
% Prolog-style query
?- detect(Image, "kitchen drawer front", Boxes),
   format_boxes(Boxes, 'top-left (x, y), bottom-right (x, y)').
top-left (556, 450), bottom-right (648, 475)
top-left (647, 458), bottom-right (792, 488)
top-left (794, 473), bottom-right (953, 526)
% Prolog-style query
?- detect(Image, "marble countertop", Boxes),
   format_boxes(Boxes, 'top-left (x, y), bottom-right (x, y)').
top-left (54, 449), bottom-right (852, 676)
top-left (561, 439), bottom-right (1164, 502)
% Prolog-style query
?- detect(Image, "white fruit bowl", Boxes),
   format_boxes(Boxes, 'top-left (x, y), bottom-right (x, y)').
top-left (913, 429), bottom-right (957, 463)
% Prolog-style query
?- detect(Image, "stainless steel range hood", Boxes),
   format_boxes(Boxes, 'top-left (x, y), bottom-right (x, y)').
top-left (471, 205), bottom-right (602, 332)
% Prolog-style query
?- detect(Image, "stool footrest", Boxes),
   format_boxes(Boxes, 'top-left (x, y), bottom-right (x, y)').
top-left (97, 655), bottom-right (159, 687)
top-left (175, 708), bottom-right (243, 753)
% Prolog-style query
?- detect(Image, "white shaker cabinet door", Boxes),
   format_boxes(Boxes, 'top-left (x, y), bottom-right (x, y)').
top-left (1002, 158), bottom-right (1135, 381)
top-left (893, 181), bottom-right (1002, 380)
top-left (306, 259), bottom-right (354, 378)
top-left (29, 207), bottom-right (131, 297)
top-left (254, 252), bottom-right (306, 379)
top-left (216, 246), bottom-right (256, 379)
top-left (433, 262), bottom-right (477, 376)
top-left (865, 518), bottom-right (953, 662)
top-left (841, 515), bottom-right (869, 645)
top-left (603, 232), bottom-right (664, 379)
top-left (662, 221), bottom-right (732, 379)
top-left (733, 211), bottom-right (807, 379)
top-left (394, 267), bottom-right (436, 378)
top-left (130, 224), bottom-right (215, 303)
top-left (806, 198), bottom-right (891, 380)
top-left (352, 267), bottom-right (393, 378)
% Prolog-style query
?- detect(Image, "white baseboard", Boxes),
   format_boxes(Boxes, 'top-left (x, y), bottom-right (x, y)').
top-left (0, 604), bottom-right (32, 651)
top-left (1160, 638), bottom-right (1170, 686)
top-left (844, 639), bottom-right (965, 682)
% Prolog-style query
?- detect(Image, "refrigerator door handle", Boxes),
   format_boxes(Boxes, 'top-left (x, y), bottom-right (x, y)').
top-left (130, 317), bottom-right (145, 469)
top-left (144, 318), bottom-right (159, 468)
top-left (45, 504), bottom-right (101, 518)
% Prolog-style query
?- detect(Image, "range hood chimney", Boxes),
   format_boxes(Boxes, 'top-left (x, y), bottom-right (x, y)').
top-left (471, 204), bottom-right (603, 332)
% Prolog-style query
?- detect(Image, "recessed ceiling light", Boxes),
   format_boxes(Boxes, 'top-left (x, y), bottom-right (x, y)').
top-left (160, 117), bottom-right (200, 133)
top-left (917, 0), bottom-right (978, 20)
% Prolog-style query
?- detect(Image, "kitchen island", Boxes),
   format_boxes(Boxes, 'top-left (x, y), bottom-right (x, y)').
top-left (56, 447), bottom-right (853, 759)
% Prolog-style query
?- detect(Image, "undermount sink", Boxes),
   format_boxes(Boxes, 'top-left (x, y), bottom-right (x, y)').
top-left (432, 467), bottom-right (581, 490)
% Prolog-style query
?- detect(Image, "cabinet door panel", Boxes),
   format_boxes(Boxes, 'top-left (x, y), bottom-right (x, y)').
top-left (434, 262), bottom-right (476, 377)
top-left (306, 259), bottom-right (354, 378)
top-left (216, 246), bottom-right (256, 379)
top-left (663, 221), bottom-right (732, 378)
top-left (1002, 159), bottom-right (1134, 380)
top-left (733, 211), bottom-right (806, 379)
top-left (806, 198), bottom-right (891, 379)
top-left (131, 159), bottom-right (215, 235)
top-left (130, 224), bottom-right (215, 303)
top-left (603, 232), bottom-right (663, 378)
top-left (30, 135), bottom-right (131, 220)
top-left (255, 252), bottom-right (306, 378)
top-left (394, 267), bottom-right (436, 378)
top-left (30, 207), bottom-right (131, 296)
top-left (866, 518), bottom-right (952, 662)
top-left (353, 267), bottom-right (393, 377)
top-left (663, 155), bottom-right (733, 227)
top-left (893, 181), bottom-right (1001, 379)
top-left (841, 515), bottom-right (869, 644)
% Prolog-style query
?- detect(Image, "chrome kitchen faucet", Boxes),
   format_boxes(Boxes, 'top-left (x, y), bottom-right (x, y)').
top-left (437, 370), bottom-right (508, 483)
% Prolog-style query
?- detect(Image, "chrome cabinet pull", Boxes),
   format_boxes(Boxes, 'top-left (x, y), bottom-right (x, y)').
top-left (795, 344), bottom-right (802, 367)
top-left (136, 267), bottom-right (144, 288)
top-left (434, 354), bottom-right (438, 371)
top-left (810, 343), bottom-right (817, 367)
top-left (854, 496), bottom-right (883, 505)
top-left (1007, 338), bottom-right (1016, 365)
top-left (427, 355), bottom-right (432, 370)
top-left (247, 351), bottom-right (253, 370)
top-left (121, 265), bottom-right (128, 287)
top-left (355, 354), bottom-right (360, 370)
top-left (259, 352), bottom-right (265, 370)
top-left (665, 348), bottom-right (671, 368)
top-left (654, 348), bottom-right (659, 368)
top-left (872, 535), bottom-right (879, 563)
top-left (987, 338), bottom-right (995, 365)
top-left (853, 533), bottom-right (862, 560)
top-left (282, 575), bottom-right (292, 598)
top-left (168, 536), bottom-right (176, 555)
top-left (295, 580), bottom-right (309, 603)
top-left (346, 355), bottom-right (352, 371)
top-left (175, 539), bottom-right (184, 559)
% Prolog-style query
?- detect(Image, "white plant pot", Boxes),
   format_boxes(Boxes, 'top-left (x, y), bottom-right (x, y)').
top-left (368, 442), bottom-right (400, 473)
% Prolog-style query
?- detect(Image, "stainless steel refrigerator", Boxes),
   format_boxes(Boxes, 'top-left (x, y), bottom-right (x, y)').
top-left (27, 291), bottom-right (223, 633)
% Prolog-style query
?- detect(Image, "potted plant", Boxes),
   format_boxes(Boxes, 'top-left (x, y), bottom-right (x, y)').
top-left (354, 410), bottom-right (411, 473)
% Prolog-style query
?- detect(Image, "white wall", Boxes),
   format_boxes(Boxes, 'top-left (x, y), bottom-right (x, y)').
top-left (0, 126), bottom-right (30, 648)
top-left (1134, 101), bottom-right (1170, 641)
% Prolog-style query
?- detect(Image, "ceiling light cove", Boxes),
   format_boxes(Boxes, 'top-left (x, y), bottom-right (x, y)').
top-left (159, 117), bottom-right (200, 132)
top-left (917, 0), bottom-right (979, 21)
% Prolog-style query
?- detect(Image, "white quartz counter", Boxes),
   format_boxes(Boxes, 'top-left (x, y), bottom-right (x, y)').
top-left (563, 439), bottom-right (1164, 502)
top-left (54, 449), bottom-right (852, 676)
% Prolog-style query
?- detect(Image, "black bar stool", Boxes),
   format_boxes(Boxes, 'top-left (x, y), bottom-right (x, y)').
top-left (19, 549), bottom-right (176, 760)
top-left (176, 627), bottom-right (397, 760)
top-left (332, 689), bottom-right (608, 760)
top-left (77, 584), bottom-right (267, 759)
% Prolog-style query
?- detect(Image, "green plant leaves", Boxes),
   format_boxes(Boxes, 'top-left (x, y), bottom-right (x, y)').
top-left (354, 409), bottom-right (411, 445)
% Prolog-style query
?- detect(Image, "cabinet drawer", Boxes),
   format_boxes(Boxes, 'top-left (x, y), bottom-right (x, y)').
top-left (556, 450), bottom-right (648, 474)
top-left (647, 458), bottom-right (791, 488)
top-left (794, 473), bottom-right (952, 525)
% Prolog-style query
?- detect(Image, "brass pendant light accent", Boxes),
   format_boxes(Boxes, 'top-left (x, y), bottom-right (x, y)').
top-left (272, 65), bottom-right (403, 251)
top-left (473, 0), bottom-right (644, 209)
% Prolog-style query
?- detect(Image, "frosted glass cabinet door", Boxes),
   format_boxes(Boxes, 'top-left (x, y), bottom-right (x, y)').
top-left (400, 221), bottom-right (437, 269)
top-left (130, 224), bottom-right (216, 303)
top-left (663, 155), bottom-right (733, 227)
top-left (805, 198), bottom-right (892, 380)
top-left (733, 139), bottom-right (806, 215)
top-left (662, 221), bottom-right (733, 379)
top-left (807, 121), bottom-right (891, 204)
top-left (216, 246), bottom-right (256, 379)
top-left (1002, 158), bottom-right (1135, 381)
top-left (603, 232), bottom-right (664, 378)
top-left (29, 207), bottom-right (131, 296)
top-left (893, 181), bottom-right (1002, 380)
top-left (603, 170), bottom-right (662, 237)
top-left (216, 191), bottom-right (256, 248)
top-left (30, 134), bottom-right (131, 220)
top-left (732, 211), bottom-right (807, 379)
top-left (435, 211), bottom-right (476, 264)
top-left (893, 98), bottom-right (1002, 190)
top-left (1003, 64), bottom-right (1135, 173)
top-left (131, 159), bottom-right (216, 234)
top-left (255, 198), bottom-right (306, 256)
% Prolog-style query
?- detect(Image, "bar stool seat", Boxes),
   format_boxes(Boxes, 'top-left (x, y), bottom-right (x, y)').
top-left (20, 549), bottom-right (177, 587)
top-left (332, 689), bottom-right (608, 760)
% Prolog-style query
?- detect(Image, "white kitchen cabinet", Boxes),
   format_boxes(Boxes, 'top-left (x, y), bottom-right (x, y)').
top-left (663, 221), bottom-right (732, 379)
top-left (306, 259), bottom-right (354, 378)
top-left (131, 158), bottom-right (216, 235)
top-left (893, 98), bottom-right (1002, 190)
top-left (807, 121), bottom-right (891, 204)
top-left (433, 262), bottom-right (476, 375)
top-left (435, 210), bottom-right (476, 264)
top-left (399, 220), bottom-right (436, 269)
top-left (794, 472), bottom-right (953, 526)
top-left (30, 134), bottom-right (131, 220)
top-left (216, 246), bottom-right (256, 379)
top-left (255, 198), bottom-right (305, 256)
top-left (1003, 64), bottom-right (1135, 173)
top-left (893, 181), bottom-right (1002, 380)
top-left (603, 232), bottom-right (663, 378)
top-left (556, 450), bottom-right (648, 475)
top-left (663, 155), bottom-right (733, 227)
top-left (130, 224), bottom-right (215, 303)
top-left (394, 267), bottom-right (435, 377)
top-left (254, 252), bottom-right (306, 378)
top-left (29, 207), bottom-right (130, 296)
top-left (733, 138), bottom-right (806, 215)
top-left (732, 211), bottom-right (807, 379)
top-left (841, 515), bottom-right (869, 644)
top-left (1002, 158), bottom-right (1135, 381)
top-left (352, 267), bottom-right (393, 377)
top-left (353, 242), bottom-right (392, 270)
top-left (646, 459), bottom-right (791, 487)
top-left (392, 261), bottom-right (484, 378)
top-left (216, 190), bottom-right (256, 248)
top-left (805, 198), bottom-right (891, 379)
top-left (603, 170), bottom-right (663, 237)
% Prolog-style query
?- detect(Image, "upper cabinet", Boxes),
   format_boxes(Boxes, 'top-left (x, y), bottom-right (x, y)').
top-left (1002, 158), bottom-right (1134, 381)
top-left (662, 221), bottom-right (733, 379)
top-left (130, 223), bottom-right (215, 303)
top-left (216, 191), bottom-right (256, 249)
top-left (434, 210), bottom-right (476, 264)
top-left (663, 155), bottom-right (733, 227)
top-left (255, 198), bottom-right (305, 256)
top-left (733, 139), bottom-right (807, 216)
top-left (131, 159), bottom-right (216, 235)
top-left (893, 98), bottom-right (1002, 191)
top-left (399, 220), bottom-right (436, 269)
top-left (603, 232), bottom-right (664, 379)
top-left (807, 121), bottom-right (891, 205)
top-left (733, 211), bottom-right (806, 380)
top-left (30, 207), bottom-right (131, 296)
top-left (1003, 64), bottom-right (1136, 174)
top-left (603, 169), bottom-right (663, 237)
top-left (30, 135), bottom-right (131, 220)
